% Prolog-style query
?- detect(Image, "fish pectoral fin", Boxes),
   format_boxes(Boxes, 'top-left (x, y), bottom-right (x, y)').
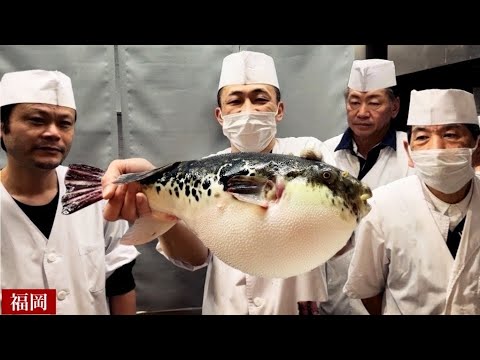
top-left (230, 193), bottom-right (270, 208)
top-left (227, 175), bottom-right (277, 208)
top-left (120, 212), bottom-right (178, 245)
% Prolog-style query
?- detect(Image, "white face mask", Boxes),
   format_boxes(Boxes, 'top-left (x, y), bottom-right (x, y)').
top-left (221, 110), bottom-right (278, 152)
top-left (410, 146), bottom-right (477, 194)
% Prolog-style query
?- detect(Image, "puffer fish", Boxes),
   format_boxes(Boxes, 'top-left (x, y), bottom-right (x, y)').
top-left (61, 151), bottom-right (372, 279)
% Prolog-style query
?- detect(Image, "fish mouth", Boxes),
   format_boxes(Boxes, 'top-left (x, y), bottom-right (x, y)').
top-left (337, 170), bottom-right (372, 219)
top-left (360, 187), bottom-right (372, 201)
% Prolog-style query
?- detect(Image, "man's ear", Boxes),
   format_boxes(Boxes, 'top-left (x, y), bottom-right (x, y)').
top-left (275, 101), bottom-right (285, 123)
top-left (391, 97), bottom-right (400, 119)
top-left (404, 139), bottom-right (414, 168)
top-left (472, 137), bottom-right (480, 167)
top-left (215, 107), bottom-right (223, 126)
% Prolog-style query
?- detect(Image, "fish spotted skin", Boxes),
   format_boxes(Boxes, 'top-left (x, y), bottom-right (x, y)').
top-left (116, 152), bottom-right (371, 222)
top-left (62, 152), bottom-right (372, 278)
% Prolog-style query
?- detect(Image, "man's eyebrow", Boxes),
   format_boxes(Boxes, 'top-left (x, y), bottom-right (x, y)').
top-left (225, 90), bottom-right (244, 97)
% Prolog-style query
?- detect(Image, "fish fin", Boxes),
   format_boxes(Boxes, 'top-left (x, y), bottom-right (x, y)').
top-left (226, 175), bottom-right (278, 208)
top-left (230, 193), bottom-right (270, 208)
top-left (62, 164), bottom-right (105, 215)
top-left (114, 162), bottom-right (181, 184)
top-left (299, 148), bottom-right (323, 162)
top-left (120, 212), bottom-right (178, 245)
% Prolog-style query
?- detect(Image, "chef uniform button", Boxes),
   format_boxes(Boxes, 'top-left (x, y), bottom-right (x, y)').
top-left (253, 297), bottom-right (264, 307)
top-left (57, 290), bottom-right (68, 301)
top-left (47, 253), bottom-right (57, 262)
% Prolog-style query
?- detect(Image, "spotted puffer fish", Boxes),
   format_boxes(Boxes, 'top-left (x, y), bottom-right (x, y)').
top-left (61, 151), bottom-right (372, 279)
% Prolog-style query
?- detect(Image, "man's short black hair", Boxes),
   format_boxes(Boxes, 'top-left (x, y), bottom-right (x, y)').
top-left (0, 104), bottom-right (15, 151)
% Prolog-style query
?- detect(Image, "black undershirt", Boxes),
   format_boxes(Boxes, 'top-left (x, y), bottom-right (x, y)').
top-left (14, 191), bottom-right (59, 239)
top-left (446, 217), bottom-right (466, 259)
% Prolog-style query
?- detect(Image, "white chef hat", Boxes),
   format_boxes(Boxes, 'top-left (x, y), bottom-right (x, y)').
top-left (407, 89), bottom-right (478, 126)
top-left (218, 51), bottom-right (279, 91)
top-left (0, 69), bottom-right (76, 110)
top-left (347, 59), bottom-right (396, 92)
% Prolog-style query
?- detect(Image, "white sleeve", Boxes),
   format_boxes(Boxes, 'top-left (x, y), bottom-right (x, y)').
top-left (304, 137), bottom-right (337, 167)
top-left (317, 143), bottom-right (337, 167)
top-left (103, 215), bottom-right (141, 279)
top-left (343, 199), bottom-right (389, 299)
top-left (155, 239), bottom-right (211, 271)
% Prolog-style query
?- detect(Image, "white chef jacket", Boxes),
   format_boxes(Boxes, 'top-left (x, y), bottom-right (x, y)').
top-left (344, 175), bottom-right (480, 314)
top-left (320, 128), bottom-right (416, 315)
top-left (158, 137), bottom-right (336, 314)
top-left (0, 165), bottom-right (140, 315)
top-left (323, 129), bottom-right (414, 190)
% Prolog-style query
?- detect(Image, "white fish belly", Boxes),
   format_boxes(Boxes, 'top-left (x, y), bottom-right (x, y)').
top-left (185, 180), bottom-right (358, 279)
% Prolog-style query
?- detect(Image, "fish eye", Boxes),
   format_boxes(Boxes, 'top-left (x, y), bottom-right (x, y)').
top-left (322, 171), bottom-right (332, 180)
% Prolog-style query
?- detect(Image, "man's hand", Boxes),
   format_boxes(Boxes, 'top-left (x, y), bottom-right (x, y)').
top-left (101, 158), bottom-right (155, 222)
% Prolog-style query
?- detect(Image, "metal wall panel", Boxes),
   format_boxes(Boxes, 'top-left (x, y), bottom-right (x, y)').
top-left (389, 45), bottom-right (480, 76)
top-left (118, 45), bottom-right (238, 164)
top-left (240, 45), bottom-right (354, 140)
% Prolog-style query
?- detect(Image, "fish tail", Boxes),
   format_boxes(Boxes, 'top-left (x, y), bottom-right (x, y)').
top-left (61, 164), bottom-right (105, 215)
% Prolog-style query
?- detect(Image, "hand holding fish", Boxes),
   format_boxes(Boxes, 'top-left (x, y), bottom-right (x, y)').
top-left (102, 158), bottom-right (177, 223)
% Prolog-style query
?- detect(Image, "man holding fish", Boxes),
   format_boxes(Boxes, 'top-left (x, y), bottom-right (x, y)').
top-left (98, 51), bottom-right (360, 315)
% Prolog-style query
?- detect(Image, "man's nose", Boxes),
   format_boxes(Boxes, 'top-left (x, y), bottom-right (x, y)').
top-left (430, 136), bottom-right (446, 149)
top-left (240, 100), bottom-right (254, 112)
top-left (42, 123), bottom-right (61, 139)
top-left (357, 103), bottom-right (370, 117)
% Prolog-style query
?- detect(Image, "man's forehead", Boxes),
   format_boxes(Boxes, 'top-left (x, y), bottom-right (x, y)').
top-left (15, 103), bottom-right (75, 115)
top-left (222, 83), bottom-right (275, 96)
top-left (348, 88), bottom-right (388, 99)
top-left (412, 124), bottom-right (466, 132)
